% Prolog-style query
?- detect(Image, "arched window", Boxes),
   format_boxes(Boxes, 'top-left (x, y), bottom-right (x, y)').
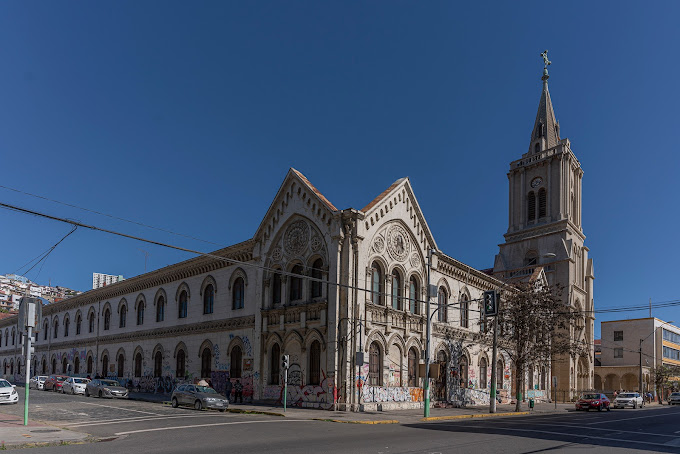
top-left (64, 318), bottom-right (70, 337)
top-left (154, 351), bottom-right (162, 378)
top-left (309, 340), bottom-right (321, 385)
top-left (437, 287), bottom-right (448, 322)
top-left (289, 265), bottom-right (303, 302)
top-left (527, 191), bottom-right (536, 223)
top-left (156, 296), bottom-right (165, 322)
top-left (538, 188), bottom-right (547, 218)
top-left (459, 356), bottom-right (469, 387)
top-left (178, 291), bottom-right (188, 318)
top-left (42, 358), bottom-right (46, 374)
top-left (272, 272), bottom-right (282, 306)
top-left (17, 359), bottom-right (21, 375)
top-left (391, 270), bottom-right (402, 310)
top-left (369, 342), bottom-right (382, 386)
top-left (203, 284), bottom-right (214, 314)
top-left (62, 357), bottom-right (68, 373)
top-left (117, 354), bottom-right (124, 377)
top-left (134, 352), bottom-right (142, 377)
top-left (270, 344), bottom-right (280, 385)
top-left (230, 346), bottom-right (242, 379)
top-left (53, 320), bottom-right (59, 339)
top-left (536, 122), bottom-right (543, 138)
top-left (459, 294), bottom-right (469, 328)
top-left (137, 302), bottom-right (145, 325)
top-left (201, 347), bottom-right (212, 378)
top-left (371, 262), bottom-right (383, 305)
top-left (51, 357), bottom-right (56, 374)
top-left (479, 358), bottom-right (488, 389)
top-left (232, 278), bottom-right (244, 310)
top-left (176, 349), bottom-right (186, 378)
top-left (102, 354), bottom-right (109, 377)
top-left (76, 315), bottom-right (82, 335)
top-left (120, 305), bottom-right (127, 328)
top-left (497, 360), bottom-right (503, 389)
top-left (524, 251), bottom-right (538, 266)
top-left (409, 277), bottom-right (418, 314)
top-left (104, 309), bottom-right (110, 330)
top-left (88, 312), bottom-right (95, 333)
top-left (534, 142), bottom-right (540, 153)
top-left (43, 323), bottom-right (48, 340)
top-left (310, 259), bottom-right (323, 298)
top-left (74, 356), bottom-right (80, 374)
top-left (87, 356), bottom-right (93, 374)
top-left (408, 347), bottom-right (418, 387)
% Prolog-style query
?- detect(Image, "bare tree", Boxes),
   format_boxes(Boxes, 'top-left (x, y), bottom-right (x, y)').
top-left (476, 280), bottom-right (588, 411)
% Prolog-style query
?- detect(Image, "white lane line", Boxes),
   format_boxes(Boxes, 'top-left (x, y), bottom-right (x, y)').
top-left (452, 424), bottom-right (677, 449)
top-left (68, 413), bottom-right (226, 427)
top-left (589, 409), bottom-right (680, 425)
top-left (79, 401), bottom-right (162, 416)
top-left (486, 420), bottom-right (678, 438)
top-left (115, 419), bottom-right (308, 436)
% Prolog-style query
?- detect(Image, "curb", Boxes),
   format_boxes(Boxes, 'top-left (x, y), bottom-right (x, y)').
top-left (423, 411), bottom-right (531, 421)
top-left (313, 418), bottom-right (400, 425)
top-left (227, 408), bottom-right (285, 417)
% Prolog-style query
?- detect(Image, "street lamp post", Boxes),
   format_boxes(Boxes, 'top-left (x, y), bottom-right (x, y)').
top-left (639, 320), bottom-right (674, 398)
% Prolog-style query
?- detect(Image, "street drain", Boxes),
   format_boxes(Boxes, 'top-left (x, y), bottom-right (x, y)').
top-left (30, 429), bottom-right (60, 433)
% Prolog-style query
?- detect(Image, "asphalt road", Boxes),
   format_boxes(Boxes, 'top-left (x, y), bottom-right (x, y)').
top-left (3, 389), bottom-right (680, 453)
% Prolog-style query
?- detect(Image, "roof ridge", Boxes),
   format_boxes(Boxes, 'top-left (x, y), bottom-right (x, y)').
top-left (361, 177), bottom-right (407, 212)
top-left (291, 168), bottom-right (338, 211)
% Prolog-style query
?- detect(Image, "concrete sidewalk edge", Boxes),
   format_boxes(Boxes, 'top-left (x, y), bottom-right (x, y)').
top-left (313, 418), bottom-right (400, 425)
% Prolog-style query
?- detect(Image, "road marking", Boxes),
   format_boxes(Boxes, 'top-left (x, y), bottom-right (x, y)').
top-left (452, 424), bottom-right (678, 449)
top-left (68, 413), bottom-right (227, 427)
top-left (588, 408), bottom-right (680, 425)
top-left (115, 419), bottom-right (309, 435)
top-left (487, 420), bottom-right (678, 438)
top-left (79, 401), bottom-right (161, 416)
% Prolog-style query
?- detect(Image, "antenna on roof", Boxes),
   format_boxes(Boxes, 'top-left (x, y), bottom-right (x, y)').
top-left (138, 249), bottom-right (150, 273)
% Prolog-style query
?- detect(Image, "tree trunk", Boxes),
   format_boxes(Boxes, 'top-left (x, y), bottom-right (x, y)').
top-left (514, 362), bottom-right (523, 412)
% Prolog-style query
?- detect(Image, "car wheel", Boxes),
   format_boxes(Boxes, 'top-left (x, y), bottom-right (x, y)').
top-left (98, 390), bottom-right (103, 398)
top-left (85, 389), bottom-right (90, 397)
top-left (172, 397), bottom-right (179, 408)
top-left (71, 388), bottom-right (75, 395)
top-left (598, 405), bottom-right (603, 412)
top-left (62, 387), bottom-right (65, 394)
top-left (219, 409), bottom-right (226, 412)
top-left (194, 400), bottom-right (202, 411)
top-left (633, 402), bottom-right (637, 409)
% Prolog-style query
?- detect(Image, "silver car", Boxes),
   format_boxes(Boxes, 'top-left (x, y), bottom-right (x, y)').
top-left (62, 377), bottom-right (90, 395)
top-left (29, 375), bottom-right (48, 390)
top-left (85, 379), bottom-right (129, 399)
top-left (171, 384), bottom-right (229, 411)
top-left (669, 392), bottom-right (680, 405)
top-left (614, 392), bottom-right (643, 409)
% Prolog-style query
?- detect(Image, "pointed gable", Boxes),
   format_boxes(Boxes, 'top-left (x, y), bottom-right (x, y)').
top-left (529, 80), bottom-right (561, 152)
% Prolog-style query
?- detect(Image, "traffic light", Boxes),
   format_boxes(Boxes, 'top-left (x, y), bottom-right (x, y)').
top-left (282, 354), bottom-right (290, 370)
top-left (483, 290), bottom-right (498, 316)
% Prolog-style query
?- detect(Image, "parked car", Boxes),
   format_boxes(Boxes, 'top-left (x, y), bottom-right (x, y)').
top-left (171, 384), bottom-right (229, 411)
top-left (85, 379), bottom-right (128, 398)
top-left (62, 377), bottom-right (90, 395)
top-left (575, 393), bottom-right (611, 411)
top-left (0, 379), bottom-right (19, 405)
top-left (44, 375), bottom-right (69, 392)
top-left (29, 375), bottom-right (48, 390)
top-left (614, 392), bottom-right (643, 409)
top-left (669, 392), bottom-right (680, 405)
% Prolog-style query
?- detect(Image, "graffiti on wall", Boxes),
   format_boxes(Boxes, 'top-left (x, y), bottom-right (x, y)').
top-left (262, 370), bottom-right (336, 409)
top-left (361, 386), bottom-right (424, 403)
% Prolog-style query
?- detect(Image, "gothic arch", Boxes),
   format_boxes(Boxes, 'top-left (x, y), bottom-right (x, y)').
top-left (264, 332), bottom-right (284, 353)
top-left (134, 293), bottom-right (146, 311)
top-left (304, 328), bottom-right (326, 352)
top-left (100, 349), bottom-right (110, 362)
top-left (433, 341), bottom-right (450, 358)
top-left (477, 350), bottom-right (490, 366)
top-left (175, 282), bottom-right (191, 302)
top-left (386, 332), bottom-right (406, 355)
top-left (282, 330), bottom-right (304, 351)
top-left (228, 267), bottom-right (249, 290)
top-left (458, 285), bottom-right (471, 300)
top-left (199, 275), bottom-right (217, 297)
top-left (364, 329), bottom-right (387, 353)
top-left (152, 343), bottom-right (164, 358)
top-left (436, 277), bottom-right (451, 296)
top-left (62, 312), bottom-right (70, 325)
top-left (197, 339), bottom-right (213, 358)
top-left (87, 306), bottom-right (96, 321)
top-left (367, 255), bottom-right (389, 277)
top-left (133, 345), bottom-right (144, 361)
top-left (117, 298), bottom-right (128, 314)
top-left (306, 254), bottom-right (326, 270)
top-left (404, 336), bottom-right (423, 355)
top-left (116, 347), bottom-right (126, 360)
top-left (387, 262), bottom-right (409, 279)
top-left (154, 288), bottom-right (168, 306)
top-left (173, 341), bottom-right (188, 359)
top-left (226, 336), bottom-right (245, 356)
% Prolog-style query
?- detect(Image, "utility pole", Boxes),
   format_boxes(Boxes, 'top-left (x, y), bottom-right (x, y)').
top-left (424, 248), bottom-right (434, 418)
top-left (18, 297), bottom-right (40, 426)
top-left (490, 314), bottom-right (498, 413)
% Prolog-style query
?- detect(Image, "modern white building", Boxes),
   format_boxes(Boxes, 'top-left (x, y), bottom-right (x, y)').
top-left (92, 273), bottom-right (125, 290)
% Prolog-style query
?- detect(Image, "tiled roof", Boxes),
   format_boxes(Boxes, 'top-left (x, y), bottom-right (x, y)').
top-left (291, 169), bottom-right (338, 211)
top-left (361, 178), bottom-right (406, 213)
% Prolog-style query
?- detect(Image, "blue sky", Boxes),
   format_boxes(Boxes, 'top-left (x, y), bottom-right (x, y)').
top-left (1, 2), bottom-right (679, 338)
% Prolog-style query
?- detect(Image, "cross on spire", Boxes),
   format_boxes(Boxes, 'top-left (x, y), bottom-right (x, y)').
top-left (540, 50), bottom-right (551, 81)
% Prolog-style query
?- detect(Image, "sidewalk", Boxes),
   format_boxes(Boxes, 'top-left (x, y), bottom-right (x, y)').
top-left (126, 392), bottom-right (571, 423)
top-left (0, 412), bottom-right (90, 449)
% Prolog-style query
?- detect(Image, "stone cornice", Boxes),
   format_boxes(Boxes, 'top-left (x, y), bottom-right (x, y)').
top-left (262, 301), bottom-right (328, 318)
top-left (435, 254), bottom-right (505, 291)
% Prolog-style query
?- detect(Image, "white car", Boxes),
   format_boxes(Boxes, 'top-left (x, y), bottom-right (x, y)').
top-left (669, 392), bottom-right (680, 405)
top-left (62, 377), bottom-right (90, 395)
top-left (614, 392), bottom-right (643, 409)
top-left (29, 375), bottom-right (48, 390)
top-left (0, 379), bottom-right (19, 405)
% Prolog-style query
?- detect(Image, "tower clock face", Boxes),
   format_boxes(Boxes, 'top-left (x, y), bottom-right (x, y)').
top-left (531, 177), bottom-right (543, 188)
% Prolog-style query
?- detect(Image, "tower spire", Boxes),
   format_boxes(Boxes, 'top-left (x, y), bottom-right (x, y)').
top-left (529, 50), bottom-right (560, 153)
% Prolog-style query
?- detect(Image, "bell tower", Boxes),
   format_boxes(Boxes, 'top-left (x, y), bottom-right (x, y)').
top-left (493, 51), bottom-right (595, 397)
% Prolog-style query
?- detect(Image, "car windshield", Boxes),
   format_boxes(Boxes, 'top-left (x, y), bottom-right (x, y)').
top-left (619, 393), bottom-right (636, 398)
top-left (101, 380), bottom-right (120, 386)
top-left (0, 380), bottom-right (11, 388)
top-left (196, 386), bottom-right (218, 394)
top-left (671, 393), bottom-right (680, 396)
top-left (582, 394), bottom-right (600, 399)
top-left (74, 378), bottom-right (88, 384)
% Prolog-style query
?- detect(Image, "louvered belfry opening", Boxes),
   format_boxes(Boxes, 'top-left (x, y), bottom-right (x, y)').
top-left (538, 188), bottom-right (547, 218)
top-left (527, 191), bottom-right (536, 223)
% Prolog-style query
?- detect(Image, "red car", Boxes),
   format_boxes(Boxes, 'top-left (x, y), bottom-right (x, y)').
top-left (44, 375), bottom-right (69, 392)
top-left (576, 393), bottom-right (611, 411)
